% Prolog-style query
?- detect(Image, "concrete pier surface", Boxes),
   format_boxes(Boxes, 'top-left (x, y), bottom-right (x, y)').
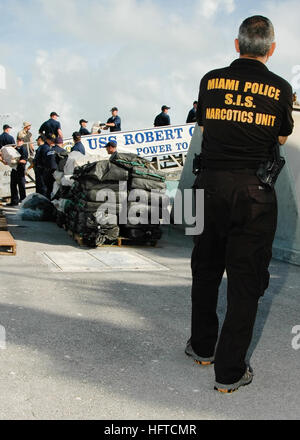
top-left (0, 206), bottom-right (299, 420)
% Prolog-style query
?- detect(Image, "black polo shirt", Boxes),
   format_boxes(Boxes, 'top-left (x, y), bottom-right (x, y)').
top-left (197, 58), bottom-right (294, 168)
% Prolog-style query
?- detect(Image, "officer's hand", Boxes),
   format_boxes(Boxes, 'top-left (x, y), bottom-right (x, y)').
top-left (278, 136), bottom-right (288, 145)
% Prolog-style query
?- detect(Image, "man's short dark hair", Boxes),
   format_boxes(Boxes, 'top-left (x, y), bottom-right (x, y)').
top-left (36, 134), bottom-right (46, 142)
top-left (72, 131), bottom-right (81, 142)
top-left (105, 140), bottom-right (117, 148)
top-left (238, 15), bottom-right (275, 57)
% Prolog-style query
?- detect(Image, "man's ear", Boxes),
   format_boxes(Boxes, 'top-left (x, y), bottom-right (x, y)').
top-left (268, 41), bottom-right (276, 58)
top-left (234, 38), bottom-right (240, 53)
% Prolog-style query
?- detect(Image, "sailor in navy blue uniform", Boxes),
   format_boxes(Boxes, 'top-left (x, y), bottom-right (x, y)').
top-left (105, 107), bottom-right (121, 132)
top-left (79, 119), bottom-right (91, 136)
top-left (39, 112), bottom-right (63, 140)
top-left (44, 134), bottom-right (66, 199)
top-left (154, 105), bottom-right (171, 127)
top-left (34, 135), bottom-right (49, 196)
top-left (186, 101), bottom-right (198, 123)
top-left (0, 124), bottom-right (15, 148)
top-left (71, 132), bottom-right (85, 155)
top-left (9, 137), bottom-right (28, 206)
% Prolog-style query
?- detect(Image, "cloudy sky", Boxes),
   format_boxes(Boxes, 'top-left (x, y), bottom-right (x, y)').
top-left (0, 0), bottom-right (299, 139)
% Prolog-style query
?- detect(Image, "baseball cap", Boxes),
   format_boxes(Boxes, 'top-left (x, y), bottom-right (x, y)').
top-left (161, 105), bottom-right (170, 111)
top-left (3, 124), bottom-right (12, 130)
top-left (105, 140), bottom-right (117, 148)
top-left (23, 121), bottom-right (31, 128)
top-left (50, 112), bottom-right (59, 117)
top-left (110, 107), bottom-right (118, 112)
top-left (79, 119), bottom-right (88, 125)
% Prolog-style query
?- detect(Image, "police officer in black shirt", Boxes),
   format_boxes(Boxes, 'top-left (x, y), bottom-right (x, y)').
top-left (185, 16), bottom-right (294, 393)
top-left (9, 136), bottom-right (28, 206)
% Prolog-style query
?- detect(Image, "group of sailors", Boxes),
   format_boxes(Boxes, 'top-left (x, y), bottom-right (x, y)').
top-left (0, 101), bottom-right (198, 206)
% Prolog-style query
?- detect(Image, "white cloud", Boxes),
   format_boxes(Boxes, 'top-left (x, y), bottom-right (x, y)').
top-left (197, 0), bottom-right (235, 18)
top-left (0, 65), bottom-right (6, 90)
top-left (0, 0), bottom-right (299, 140)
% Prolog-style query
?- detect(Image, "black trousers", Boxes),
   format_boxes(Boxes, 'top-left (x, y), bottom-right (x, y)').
top-left (10, 167), bottom-right (26, 204)
top-left (34, 166), bottom-right (47, 197)
top-left (43, 170), bottom-right (55, 200)
top-left (190, 169), bottom-right (277, 385)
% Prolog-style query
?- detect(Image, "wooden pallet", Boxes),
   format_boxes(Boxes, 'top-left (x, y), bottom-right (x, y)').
top-left (0, 231), bottom-right (16, 255)
top-left (73, 233), bottom-right (84, 246)
top-left (0, 213), bottom-right (8, 231)
top-left (68, 230), bottom-right (158, 248)
top-left (72, 233), bottom-right (123, 247)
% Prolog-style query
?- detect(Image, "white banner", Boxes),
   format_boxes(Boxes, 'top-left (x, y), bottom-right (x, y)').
top-left (64, 123), bottom-right (195, 158)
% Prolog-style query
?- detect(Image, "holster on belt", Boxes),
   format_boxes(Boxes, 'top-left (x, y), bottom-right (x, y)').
top-left (256, 143), bottom-right (285, 190)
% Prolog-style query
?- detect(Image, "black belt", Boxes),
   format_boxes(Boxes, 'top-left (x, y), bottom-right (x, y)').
top-left (202, 159), bottom-right (266, 170)
top-left (202, 168), bottom-right (257, 175)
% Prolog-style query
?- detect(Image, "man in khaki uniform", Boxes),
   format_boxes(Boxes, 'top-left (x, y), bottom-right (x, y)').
top-left (18, 122), bottom-right (34, 157)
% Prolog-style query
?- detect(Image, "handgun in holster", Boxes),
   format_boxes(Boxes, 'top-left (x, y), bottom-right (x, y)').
top-left (256, 143), bottom-right (285, 190)
top-left (193, 153), bottom-right (203, 176)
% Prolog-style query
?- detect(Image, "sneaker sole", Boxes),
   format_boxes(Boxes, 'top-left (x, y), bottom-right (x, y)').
top-left (185, 350), bottom-right (214, 366)
top-left (214, 378), bottom-right (253, 394)
top-left (195, 360), bottom-right (214, 366)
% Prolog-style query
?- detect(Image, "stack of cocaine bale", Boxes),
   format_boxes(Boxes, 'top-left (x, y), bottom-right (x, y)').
top-left (54, 159), bottom-right (127, 246)
top-left (54, 152), bottom-right (168, 247)
top-left (110, 152), bottom-right (167, 244)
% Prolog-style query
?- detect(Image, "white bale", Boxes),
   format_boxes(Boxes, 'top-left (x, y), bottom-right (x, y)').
top-left (1, 146), bottom-right (20, 167)
top-left (63, 151), bottom-right (87, 176)
top-left (64, 151), bottom-right (106, 176)
top-left (51, 181), bottom-right (60, 199)
top-left (53, 170), bottom-right (64, 184)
